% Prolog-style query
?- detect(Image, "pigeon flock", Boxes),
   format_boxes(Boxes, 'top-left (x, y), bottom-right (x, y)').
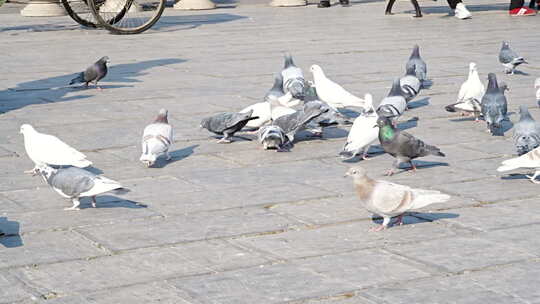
top-left (16, 41), bottom-right (540, 231)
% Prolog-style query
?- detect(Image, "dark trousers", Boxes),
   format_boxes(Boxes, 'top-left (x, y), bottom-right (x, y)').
top-left (509, 0), bottom-right (537, 9)
top-left (447, 0), bottom-right (462, 9)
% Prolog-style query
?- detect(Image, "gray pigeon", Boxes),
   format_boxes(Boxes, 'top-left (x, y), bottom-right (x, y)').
top-left (258, 125), bottom-right (288, 152)
top-left (34, 164), bottom-right (124, 211)
top-left (400, 65), bottom-right (421, 102)
top-left (201, 110), bottom-right (259, 143)
top-left (481, 73), bottom-right (508, 136)
top-left (304, 100), bottom-right (340, 136)
top-left (377, 79), bottom-right (407, 123)
top-left (273, 101), bottom-right (329, 143)
top-left (140, 109), bottom-right (173, 167)
top-left (264, 73), bottom-right (289, 102)
top-left (377, 116), bottom-right (445, 175)
top-left (69, 56), bottom-right (109, 89)
top-left (281, 54), bottom-right (306, 100)
top-left (499, 41), bottom-right (527, 74)
top-left (513, 105), bottom-right (540, 155)
top-left (405, 45), bottom-right (427, 87)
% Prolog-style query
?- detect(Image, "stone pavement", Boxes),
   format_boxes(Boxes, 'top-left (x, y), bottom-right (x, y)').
top-left (1, 1), bottom-right (540, 303)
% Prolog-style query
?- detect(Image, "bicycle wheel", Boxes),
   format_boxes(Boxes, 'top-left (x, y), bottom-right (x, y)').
top-left (89, 0), bottom-right (165, 34)
top-left (61, 0), bottom-right (99, 27)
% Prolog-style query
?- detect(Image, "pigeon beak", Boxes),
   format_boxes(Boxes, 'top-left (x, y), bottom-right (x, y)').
top-left (373, 124), bottom-right (378, 128)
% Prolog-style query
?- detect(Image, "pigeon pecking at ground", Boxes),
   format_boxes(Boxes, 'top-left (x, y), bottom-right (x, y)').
top-left (377, 78), bottom-right (407, 124)
top-left (499, 41), bottom-right (527, 74)
top-left (258, 125), bottom-right (288, 152)
top-left (340, 94), bottom-right (379, 160)
top-left (405, 45), bottom-right (427, 87)
top-left (399, 65), bottom-right (421, 102)
top-left (140, 109), bottom-right (174, 167)
top-left (272, 101), bottom-right (329, 145)
top-left (376, 116), bottom-right (445, 176)
top-left (281, 54), bottom-right (306, 100)
top-left (310, 64), bottom-right (367, 111)
top-left (513, 105), bottom-right (540, 156)
top-left (445, 62), bottom-right (485, 121)
top-left (34, 164), bottom-right (125, 211)
top-left (345, 166), bottom-right (450, 231)
top-left (481, 73), bottom-right (508, 136)
top-left (497, 147), bottom-right (540, 183)
top-left (69, 56), bottom-right (109, 89)
top-left (201, 110), bottom-right (259, 143)
top-left (20, 124), bottom-right (92, 174)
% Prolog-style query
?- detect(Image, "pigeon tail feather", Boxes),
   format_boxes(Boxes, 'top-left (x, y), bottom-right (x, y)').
top-left (411, 192), bottom-right (450, 210)
top-left (72, 159), bottom-right (93, 168)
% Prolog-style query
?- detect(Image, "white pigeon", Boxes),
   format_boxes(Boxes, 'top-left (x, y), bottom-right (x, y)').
top-left (140, 109), bottom-right (173, 167)
top-left (20, 124), bottom-right (92, 173)
top-left (310, 64), bottom-right (366, 111)
top-left (346, 166), bottom-right (450, 231)
top-left (34, 164), bottom-right (124, 210)
top-left (535, 78), bottom-right (540, 103)
top-left (340, 94), bottom-right (378, 160)
top-left (497, 147), bottom-right (540, 183)
top-left (445, 63), bottom-right (485, 120)
top-left (241, 97), bottom-right (296, 129)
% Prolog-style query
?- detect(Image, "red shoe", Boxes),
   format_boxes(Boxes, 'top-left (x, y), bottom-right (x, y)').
top-left (509, 7), bottom-right (537, 15)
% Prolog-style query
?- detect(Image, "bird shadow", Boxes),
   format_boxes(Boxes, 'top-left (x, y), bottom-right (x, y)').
top-left (86, 196), bottom-right (148, 209)
top-left (391, 161), bottom-right (450, 175)
top-left (150, 13), bottom-right (247, 32)
top-left (500, 173), bottom-right (533, 181)
top-left (421, 80), bottom-right (434, 89)
top-left (0, 217), bottom-right (23, 248)
top-left (152, 144), bottom-right (199, 168)
top-left (407, 97), bottom-right (429, 110)
top-left (0, 58), bottom-right (186, 114)
top-left (511, 70), bottom-right (530, 76)
top-left (341, 146), bottom-right (386, 163)
top-left (397, 117), bottom-right (419, 131)
top-left (370, 212), bottom-right (459, 227)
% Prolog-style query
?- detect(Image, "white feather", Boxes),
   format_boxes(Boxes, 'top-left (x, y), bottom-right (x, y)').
top-left (310, 64), bottom-right (366, 110)
top-left (497, 147), bottom-right (540, 172)
top-left (20, 124), bottom-right (92, 168)
top-left (343, 94), bottom-right (378, 154)
top-left (240, 102), bottom-right (272, 128)
top-left (456, 63), bottom-right (485, 105)
top-left (535, 78), bottom-right (540, 101)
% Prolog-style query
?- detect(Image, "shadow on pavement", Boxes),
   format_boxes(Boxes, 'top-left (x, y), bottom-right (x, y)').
top-left (0, 217), bottom-right (23, 248)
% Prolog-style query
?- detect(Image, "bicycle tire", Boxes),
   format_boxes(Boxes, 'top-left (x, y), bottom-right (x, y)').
top-left (89, 0), bottom-right (165, 34)
top-left (61, 0), bottom-right (98, 28)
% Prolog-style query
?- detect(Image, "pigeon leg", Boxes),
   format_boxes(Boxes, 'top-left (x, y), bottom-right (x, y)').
top-left (166, 152), bottom-right (172, 161)
top-left (526, 171), bottom-right (540, 184)
top-left (217, 133), bottom-right (232, 144)
top-left (408, 161), bottom-right (417, 172)
top-left (91, 196), bottom-right (97, 208)
top-left (393, 214), bottom-right (405, 226)
top-left (369, 217), bottom-right (390, 232)
top-left (64, 198), bottom-right (81, 211)
top-left (24, 167), bottom-right (38, 175)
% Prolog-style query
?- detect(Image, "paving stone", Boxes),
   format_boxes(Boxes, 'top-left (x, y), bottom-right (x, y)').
top-left (362, 273), bottom-right (524, 304)
top-left (0, 271), bottom-right (34, 304)
top-left (389, 235), bottom-right (536, 273)
top-left (77, 207), bottom-right (301, 251)
top-left (169, 262), bottom-right (357, 304)
top-left (0, 231), bottom-right (105, 268)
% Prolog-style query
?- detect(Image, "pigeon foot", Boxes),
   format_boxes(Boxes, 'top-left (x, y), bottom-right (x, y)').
top-left (393, 214), bottom-right (404, 226)
top-left (217, 138), bottom-right (232, 144)
top-left (91, 197), bottom-right (97, 208)
top-left (64, 207), bottom-right (81, 211)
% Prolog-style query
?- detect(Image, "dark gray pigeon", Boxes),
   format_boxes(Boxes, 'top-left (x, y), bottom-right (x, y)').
top-left (264, 73), bottom-right (290, 102)
top-left (201, 110), bottom-right (259, 143)
top-left (258, 125), bottom-right (288, 152)
top-left (273, 101), bottom-right (329, 143)
top-left (377, 116), bottom-right (445, 175)
top-left (405, 45), bottom-right (427, 87)
top-left (69, 56), bottom-right (109, 89)
top-left (34, 164), bottom-right (124, 211)
top-left (499, 41), bottom-right (527, 74)
top-left (281, 54), bottom-right (306, 100)
top-left (513, 105), bottom-right (540, 155)
top-left (377, 79), bottom-right (407, 123)
top-left (481, 73), bottom-right (508, 136)
top-left (400, 65), bottom-right (421, 102)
